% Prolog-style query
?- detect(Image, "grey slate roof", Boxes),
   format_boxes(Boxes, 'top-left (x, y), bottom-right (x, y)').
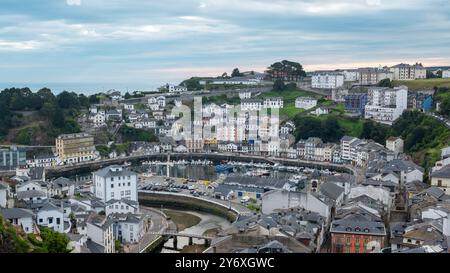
top-left (330, 214), bottom-right (386, 236)
top-left (431, 165), bottom-right (450, 179)
top-left (93, 165), bottom-right (136, 178)
top-left (0, 208), bottom-right (34, 219)
top-left (319, 182), bottom-right (344, 201)
top-left (17, 190), bottom-right (47, 200)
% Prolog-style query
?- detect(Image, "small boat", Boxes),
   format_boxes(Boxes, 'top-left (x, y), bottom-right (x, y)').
top-left (215, 164), bottom-right (234, 173)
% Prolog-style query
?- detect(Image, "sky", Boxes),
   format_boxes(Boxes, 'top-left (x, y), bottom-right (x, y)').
top-left (1, 0), bottom-right (450, 93)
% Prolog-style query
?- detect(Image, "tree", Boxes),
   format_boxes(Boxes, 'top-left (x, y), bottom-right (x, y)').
top-left (40, 227), bottom-right (70, 253)
top-left (231, 68), bottom-right (243, 77)
top-left (377, 78), bottom-right (393, 88)
top-left (273, 79), bottom-right (286, 92)
top-left (267, 60), bottom-right (306, 81)
top-left (124, 92), bottom-right (132, 99)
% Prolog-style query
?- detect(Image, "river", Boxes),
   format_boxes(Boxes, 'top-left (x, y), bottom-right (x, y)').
top-left (157, 210), bottom-right (232, 253)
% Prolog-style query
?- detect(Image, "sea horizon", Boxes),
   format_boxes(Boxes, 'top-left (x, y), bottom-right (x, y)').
top-left (0, 82), bottom-right (167, 95)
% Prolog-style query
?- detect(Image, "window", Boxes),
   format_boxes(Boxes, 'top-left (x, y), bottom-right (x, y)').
top-left (39, 218), bottom-right (43, 223)
top-left (121, 191), bottom-right (124, 196)
top-left (438, 180), bottom-right (442, 187)
top-left (56, 218), bottom-right (60, 225)
top-left (128, 182), bottom-right (131, 186)
top-left (111, 184), bottom-right (114, 188)
top-left (346, 237), bottom-right (350, 245)
top-left (115, 205), bottom-right (118, 209)
top-left (111, 177), bottom-right (114, 182)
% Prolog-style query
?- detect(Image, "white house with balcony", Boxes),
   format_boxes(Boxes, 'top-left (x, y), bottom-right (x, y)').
top-left (364, 86), bottom-right (408, 125)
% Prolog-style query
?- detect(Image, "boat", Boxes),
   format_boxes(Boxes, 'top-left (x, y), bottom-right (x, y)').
top-left (215, 164), bottom-right (234, 173)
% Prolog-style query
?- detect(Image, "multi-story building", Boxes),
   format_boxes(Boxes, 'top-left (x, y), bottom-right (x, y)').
top-left (430, 165), bottom-right (450, 194)
top-left (167, 84), bottom-right (188, 93)
top-left (344, 93), bottom-right (368, 116)
top-left (304, 137), bottom-right (323, 160)
top-left (295, 97), bottom-right (317, 110)
top-left (86, 214), bottom-right (115, 253)
top-left (357, 68), bottom-right (393, 85)
top-left (56, 133), bottom-right (97, 164)
top-left (330, 210), bottom-right (386, 253)
top-left (386, 137), bottom-right (404, 153)
top-left (407, 92), bottom-right (433, 112)
top-left (241, 99), bottom-right (263, 111)
top-left (263, 97), bottom-right (284, 109)
top-left (364, 86), bottom-right (408, 125)
top-left (340, 136), bottom-right (359, 162)
top-left (92, 165), bottom-right (138, 203)
top-left (239, 91), bottom-right (252, 99)
top-left (311, 74), bottom-right (344, 89)
top-left (0, 146), bottom-right (27, 170)
top-left (390, 63), bottom-right (427, 80)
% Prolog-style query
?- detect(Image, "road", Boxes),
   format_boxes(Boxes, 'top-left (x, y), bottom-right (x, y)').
top-left (425, 112), bottom-right (450, 129)
top-left (125, 207), bottom-right (170, 253)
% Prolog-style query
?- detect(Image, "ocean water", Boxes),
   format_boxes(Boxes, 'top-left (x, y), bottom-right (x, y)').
top-left (0, 82), bottom-right (161, 95)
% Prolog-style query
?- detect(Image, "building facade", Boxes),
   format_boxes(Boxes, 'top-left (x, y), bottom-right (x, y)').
top-left (56, 133), bottom-right (97, 164)
top-left (93, 165), bottom-right (138, 203)
top-left (364, 86), bottom-right (408, 125)
top-left (390, 63), bottom-right (427, 80)
top-left (311, 74), bottom-right (344, 89)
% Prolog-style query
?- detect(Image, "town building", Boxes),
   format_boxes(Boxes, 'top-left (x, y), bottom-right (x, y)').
top-left (390, 63), bottom-right (427, 80)
top-left (430, 165), bottom-right (450, 193)
top-left (443, 70), bottom-right (450, 78)
top-left (407, 92), bottom-right (433, 112)
top-left (0, 146), bottom-right (27, 170)
top-left (86, 214), bottom-right (115, 253)
top-left (295, 97), bottom-right (317, 110)
top-left (0, 208), bottom-right (35, 234)
top-left (56, 133), bottom-right (97, 164)
top-left (167, 84), bottom-right (188, 93)
top-left (357, 68), bottom-right (393, 85)
top-left (386, 137), bottom-right (404, 153)
top-left (241, 99), bottom-right (263, 111)
top-left (239, 91), bottom-right (252, 99)
top-left (364, 86), bottom-right (408, 125)
top-left (263, 97), bottom-right (284, 109)
top-left (344, 93), bottom-right (367, 116)
top-left (311, 74), bottom-right (344, 89)
top-left (92, 165), bottom-right (138, 203)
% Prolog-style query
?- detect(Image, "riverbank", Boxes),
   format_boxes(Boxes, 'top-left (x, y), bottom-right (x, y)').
top-left (163, 210), bottom-right (201, 231)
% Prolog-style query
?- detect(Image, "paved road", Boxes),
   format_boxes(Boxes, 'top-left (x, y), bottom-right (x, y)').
top-left (125, 207), bottom-right (169, 253)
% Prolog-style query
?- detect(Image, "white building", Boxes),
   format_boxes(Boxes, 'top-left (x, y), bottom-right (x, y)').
top-left (26, 154), bottom-right (59, 168)
top-left (239, 91), bottom-right (252, 99)
top-left (86, 214), bottom-right (115, 253)
top-left (0, 184), bottom-right (7, 207)
top-left (37, 202), bottom-right (66, 233)
top-left (311, 107), bottom-right (329, 116)
top-left (92, 165), bottom-right (138, 203)
top-left (105, 199), bottom-right (140, 216)
top-left (311, 74), bottom-right (344, 89)
top-left (0, 208), bottom-right (35, 234)
top-left (386, 137), bottom-right (404, 153)
top-left (111, 213), bottom-right (147, 244)
top-left (295, 97), bottom-right (317, 110)
top-left (167, 84), bottom-right (188, 93)
top-left (365, 86), bottom-right (408, 125)
top-left (263, 97), bottom-right (284, 109)
top-left (443, 70), bottom-right (450, 79)
top-left (89, 110), bottom-right (106, 127)
top-left (241, 99), bottom-right (263, 111)
top-left (341, 70), bottom-right (358, 81)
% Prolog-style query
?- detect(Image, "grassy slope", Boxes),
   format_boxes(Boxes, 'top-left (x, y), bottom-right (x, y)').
top-left (393, 78), bottom-right (450, 90)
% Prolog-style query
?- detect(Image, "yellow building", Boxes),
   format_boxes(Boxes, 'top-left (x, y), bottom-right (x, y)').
top-left (56, 133), bottom-right (97, 164)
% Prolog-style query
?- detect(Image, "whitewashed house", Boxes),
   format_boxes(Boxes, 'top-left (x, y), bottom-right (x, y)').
top-left (0, 208), bottom-right (35, 234)
top-left (93, 165), bottom-right (138, 203)
top-left (295, 97), bottom-right (317, 110)
top-left (111, 213), bottom-right (148, 244)
top-left (86, 214), bottom-right (115, 253)
top-left (105, 199), bottom-right (140, 216)
top-left (37, 202), bottom-right (67, 233)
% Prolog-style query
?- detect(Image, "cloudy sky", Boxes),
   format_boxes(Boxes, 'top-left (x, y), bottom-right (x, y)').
top-left (1, 0), bottom-right (450, 91)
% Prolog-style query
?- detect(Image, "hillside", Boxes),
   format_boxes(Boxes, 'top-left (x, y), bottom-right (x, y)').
top-left (393, 78), bottom-right (450, 90)
top-left (0, 216), bottom-right (70, 253)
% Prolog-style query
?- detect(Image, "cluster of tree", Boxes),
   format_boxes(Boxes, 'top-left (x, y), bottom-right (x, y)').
top-left (293, 116), bottom-right (345, 143)
top-left (266, 60), bottom-right (306, 81)
top-left (179, 77), bottom-right (203, 91)
top-left (427, 70), bottom-right (442, 78)
top-left (434, 87), bottom-right (450, 117)
top-left (273, 79), bottom-right (297, 92)
top-left (96, 143), bottom-right (131, 158)
top-left (377, 78), bottom-right (394, 88)
top-left (118, 125), bottom-right (158, 143)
